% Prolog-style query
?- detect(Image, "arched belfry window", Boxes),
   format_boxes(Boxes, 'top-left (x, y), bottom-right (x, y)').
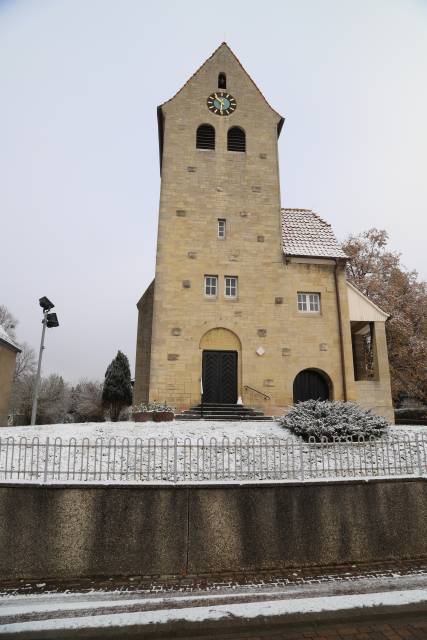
top-left (227, 126), bottom-right (246, 152)
top-left (196, 124), bottom-right (215, 150)
top-left (218, 72), bottom-right (226, 89)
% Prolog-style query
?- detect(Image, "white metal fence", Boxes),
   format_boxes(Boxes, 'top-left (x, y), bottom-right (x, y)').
top-left (0, 434), bottom-right (426, 484)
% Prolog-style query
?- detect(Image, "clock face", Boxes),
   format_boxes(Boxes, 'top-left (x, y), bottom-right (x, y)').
top-left (207, 91), bottom-right (237, 116)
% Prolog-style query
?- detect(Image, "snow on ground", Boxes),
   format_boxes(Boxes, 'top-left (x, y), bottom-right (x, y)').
top-left (0, 589), bottom-right (426, 635)
top-left (0, 420), bottom-right (425, 442)
top-left (0, 420), bottom-right (293, 441)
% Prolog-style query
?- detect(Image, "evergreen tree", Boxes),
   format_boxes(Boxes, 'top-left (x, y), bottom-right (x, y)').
top-left (102, 351), bottom-right (132, 421)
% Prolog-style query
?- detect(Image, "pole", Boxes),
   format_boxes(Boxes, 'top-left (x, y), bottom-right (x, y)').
top-left (31, 311), bottom-right (47, 426)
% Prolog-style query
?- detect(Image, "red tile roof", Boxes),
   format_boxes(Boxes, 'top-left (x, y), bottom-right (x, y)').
top-left (281, 209), bottom-right (348, 259)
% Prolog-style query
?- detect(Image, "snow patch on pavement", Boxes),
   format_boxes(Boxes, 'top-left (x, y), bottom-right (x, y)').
top-left (1, 589), bottom-right (426, 634)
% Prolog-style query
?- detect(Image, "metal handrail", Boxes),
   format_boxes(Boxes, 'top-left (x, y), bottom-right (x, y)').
top-left (244, 385), bottom-right (270, 400)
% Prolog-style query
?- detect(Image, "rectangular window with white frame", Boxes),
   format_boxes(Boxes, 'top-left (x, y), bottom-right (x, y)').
top-left (298, 292), bottom-right (320, 313)
top-left (225, 276), bottom-right (238, 299)
top-left (218, 218), bottom-right (226, 239)
top-left (204, 275), bottom-right (218, 297)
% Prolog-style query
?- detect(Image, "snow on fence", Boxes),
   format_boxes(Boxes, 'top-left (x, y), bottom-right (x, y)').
top-left (0, 434), bottom-right (426, 484)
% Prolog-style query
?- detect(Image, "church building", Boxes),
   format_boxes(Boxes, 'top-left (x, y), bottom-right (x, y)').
top-left (134, 43), bottom-right (394, 422)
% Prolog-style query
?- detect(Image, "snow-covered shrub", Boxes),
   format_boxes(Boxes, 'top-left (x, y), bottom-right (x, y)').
top-left (279, 400), bottom-right (389, 441)
top-left (132, 402), bottom-right (175, 413)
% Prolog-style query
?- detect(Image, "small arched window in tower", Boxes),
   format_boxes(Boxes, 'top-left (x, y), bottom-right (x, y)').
top-left (218, 72), bottom-right (226, 89)
top-left (196, 124), bottom-right (215, 150)
top-left (227, 126), bottom-right (246, 152)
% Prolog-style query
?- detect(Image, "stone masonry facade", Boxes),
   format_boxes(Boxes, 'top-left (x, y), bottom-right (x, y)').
top-left (134, 43), bottom-right (394, 421)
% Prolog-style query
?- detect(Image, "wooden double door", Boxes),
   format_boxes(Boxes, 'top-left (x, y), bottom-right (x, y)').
top-left (202, 350), bottom-right (238, 404)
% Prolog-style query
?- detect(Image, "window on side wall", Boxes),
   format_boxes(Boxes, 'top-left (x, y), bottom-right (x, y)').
top-left (204, 275), bottom-right (218, 297)
top-left (225, 276), bottom-right (238, 299)
top-left (218, 219), bottom-right (226, 239)
top-left (298, 292), bottom-right (320, 313)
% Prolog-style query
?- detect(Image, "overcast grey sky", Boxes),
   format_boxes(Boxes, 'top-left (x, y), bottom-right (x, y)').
top-left (1, 0), bottom-right (426, 383)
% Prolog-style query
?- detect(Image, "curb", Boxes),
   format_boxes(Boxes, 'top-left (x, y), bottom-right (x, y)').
top-left (1, 591), bottom-right (427, 639)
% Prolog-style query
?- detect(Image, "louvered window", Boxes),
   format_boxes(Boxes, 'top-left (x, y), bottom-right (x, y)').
top-left (227, 127), bottom-right (246, 152)
top-left (196, 124), bottom-right (215, 150)
top-left (218, 72), bottom-right (226, 89)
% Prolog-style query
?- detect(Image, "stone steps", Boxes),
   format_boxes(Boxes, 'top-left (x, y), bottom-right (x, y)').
top-left (175, 403), bottom-right (274, 421)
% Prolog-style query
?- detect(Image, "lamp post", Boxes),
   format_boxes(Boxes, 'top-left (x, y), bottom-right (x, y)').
top-left (30, 297), bottom-right (59, 426)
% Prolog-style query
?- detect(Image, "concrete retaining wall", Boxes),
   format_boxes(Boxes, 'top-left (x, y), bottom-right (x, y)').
top-left (0, 479), bottom-right (426, 581)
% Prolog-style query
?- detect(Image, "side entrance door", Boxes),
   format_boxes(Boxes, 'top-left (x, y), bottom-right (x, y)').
top-left (293, 369), bottom-right (330, 403)
top-left (202, 350), bottom-right (238, 404)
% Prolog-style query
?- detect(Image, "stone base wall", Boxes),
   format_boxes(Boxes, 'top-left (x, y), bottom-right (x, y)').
top-left (0, 478), bottom-right (425, 581)
top-left (355, 381), bottom-right (395, 423)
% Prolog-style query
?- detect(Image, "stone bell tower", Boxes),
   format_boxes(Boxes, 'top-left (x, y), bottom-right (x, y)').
top-left (134, 43), bottom-right (394, 423)
top-left (134, 43), bottom-right (285, 408)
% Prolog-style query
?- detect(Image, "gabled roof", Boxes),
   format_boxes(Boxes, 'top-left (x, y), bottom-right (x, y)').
top-left (157, 42), bottom-right (285, 172)
top-left (159, 42), bottom-right (284, 123)
top-left (347, 282), bottom-right (390, 322)
top-left (0, 325), bottom-right (21, 353)
top-left (281, 209), bottom-right (348, 260)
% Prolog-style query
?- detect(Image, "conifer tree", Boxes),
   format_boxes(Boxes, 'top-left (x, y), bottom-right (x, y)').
top-left (102, 351), bottom-right (133, 421)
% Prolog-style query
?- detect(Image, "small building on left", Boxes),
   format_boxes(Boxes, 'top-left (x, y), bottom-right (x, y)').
top-left (0, 326), bottom-right (21, 427)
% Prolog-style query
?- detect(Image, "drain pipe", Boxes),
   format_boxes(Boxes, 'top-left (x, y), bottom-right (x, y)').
top-left (334, 259), bottom-right (347, 402)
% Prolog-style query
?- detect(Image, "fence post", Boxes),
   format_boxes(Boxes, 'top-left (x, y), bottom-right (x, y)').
top-left (300, 441), bottom-right (304, 481)
top-left (173, 438), bottom-right (178, 483)
top-left (415, 434), bottom-right (423, 476)
top-left (43, 437), bottom-right (50, 483)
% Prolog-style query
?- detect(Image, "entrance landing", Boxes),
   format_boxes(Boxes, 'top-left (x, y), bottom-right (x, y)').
top-left (175, 403), bottom-right (273, 421)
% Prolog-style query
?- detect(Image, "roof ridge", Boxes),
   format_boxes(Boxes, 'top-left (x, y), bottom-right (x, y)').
top-left (281, 208), bottom-right (313, 212)
top-left (282, 208), bottom-right (332, 228)
top-left (160, 42), bottom-right (284, 121)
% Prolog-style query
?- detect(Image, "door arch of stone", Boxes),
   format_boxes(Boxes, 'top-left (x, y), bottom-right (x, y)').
top-left (199, 328), bottom-right (242, 404)
top-left (293, 368), bottom-right (332, 403)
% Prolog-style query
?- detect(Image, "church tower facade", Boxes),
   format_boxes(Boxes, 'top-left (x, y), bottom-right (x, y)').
top-left (134, 43), bottom-right (394, 421)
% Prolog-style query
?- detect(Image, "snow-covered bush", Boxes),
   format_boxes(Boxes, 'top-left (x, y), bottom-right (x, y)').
top-left (279, 400), bottom-right (389, 441)
top-left (132, 402), bottom-right (175, 413)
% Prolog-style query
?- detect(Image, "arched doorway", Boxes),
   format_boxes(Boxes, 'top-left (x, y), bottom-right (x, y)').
top-left (293, 369), bottom-right (331, 403)
top-left (199, 328), bottom-right (241, 404)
